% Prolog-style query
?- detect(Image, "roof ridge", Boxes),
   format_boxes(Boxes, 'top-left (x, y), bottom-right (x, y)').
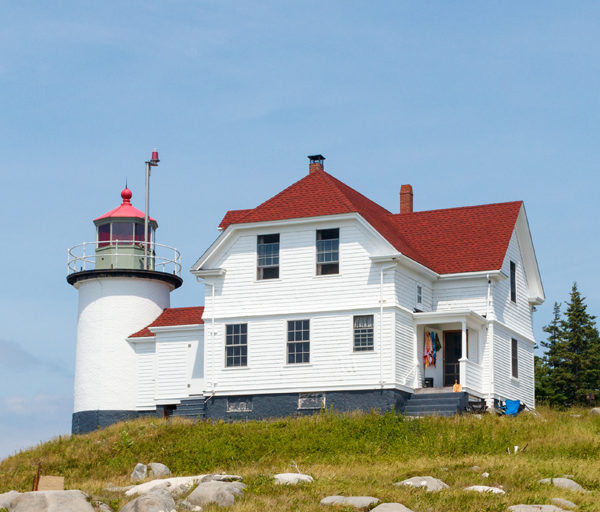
top-left (392, 200), bottom-right (523, 218)
top-left (319, 171), bottom-right (361, 212)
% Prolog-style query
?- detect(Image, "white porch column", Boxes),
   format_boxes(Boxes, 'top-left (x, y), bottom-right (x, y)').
top-left (459, 320), bottom-right (467, 387)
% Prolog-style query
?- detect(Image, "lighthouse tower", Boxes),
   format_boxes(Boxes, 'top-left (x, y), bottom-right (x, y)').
top-left (67, 179), bottom-right (182, 434)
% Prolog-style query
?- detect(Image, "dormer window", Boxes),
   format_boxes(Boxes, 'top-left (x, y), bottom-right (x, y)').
top-left (257, 234), bottom-right (280, 280)
top-left (316, 228), bottom-right (339, 275)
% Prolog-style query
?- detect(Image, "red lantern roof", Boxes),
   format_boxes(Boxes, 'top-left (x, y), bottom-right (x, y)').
top-left (94, 187), bottom-right (156, 223)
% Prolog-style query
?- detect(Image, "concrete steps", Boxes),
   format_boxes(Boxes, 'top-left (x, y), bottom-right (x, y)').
top-left (173, 397), bottom-right (206, 419)
top-left (403, 391), bottom-right (468, 417)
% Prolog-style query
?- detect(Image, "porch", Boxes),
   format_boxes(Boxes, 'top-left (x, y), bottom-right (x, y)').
top-left (413, 310), bottom-right (488, 399)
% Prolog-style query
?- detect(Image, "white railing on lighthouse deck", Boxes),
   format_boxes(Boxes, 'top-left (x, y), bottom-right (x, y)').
top-left (67, 241), bottom-right (182, 276)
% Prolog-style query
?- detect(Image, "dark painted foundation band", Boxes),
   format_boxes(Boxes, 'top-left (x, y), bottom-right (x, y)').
top-left (72, 388), bottom-right (410, 434)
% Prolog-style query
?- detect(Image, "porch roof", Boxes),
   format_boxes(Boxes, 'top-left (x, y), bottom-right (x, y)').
top-left (413, 310), bottom-right (487, 329)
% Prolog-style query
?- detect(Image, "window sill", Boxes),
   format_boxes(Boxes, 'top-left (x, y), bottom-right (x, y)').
top-left (312, 274), bottom-right (342, 280)
top-left (510, 376), bottom-right (520, 383)
top-left (254, 278), bottom-right (281, 284)
top-left (284, 363), bottom-right (313, 368)
top-left (351, 349), bottom-right (377, 355)
top-left (222, 366), bottom-right (251, 371)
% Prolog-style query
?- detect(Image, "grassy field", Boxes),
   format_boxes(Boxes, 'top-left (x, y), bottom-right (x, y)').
top-left (0, 408), bottom-right (599, 511)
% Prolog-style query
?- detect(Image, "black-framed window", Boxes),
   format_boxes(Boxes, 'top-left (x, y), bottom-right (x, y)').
top-left (316, 228), bottom-right (339, 275)
top-left (416, 284), bottom-right (423, 305)
top-left (510, 261), bottom-right (517, 303)
top-left (257, 233), bottom-right (280, 280)
top-left (225, 324), bottom-right (247, 367)
top-left (511, 338), bottom-right (518, 378)
top-left (353, 315), bottom-right (374, 352)
top-left (287, 320), bottom-right (310, 364)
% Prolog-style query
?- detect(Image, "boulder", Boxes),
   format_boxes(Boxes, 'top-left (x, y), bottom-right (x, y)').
top-left (464, 485), bottom-right (505, 494)
top-left (589, 408), bottom-right (600, 416)
top-left (0, 491), bottom-right (21, 509)
top-left (120, 489), bottom-right (176, 512)
top-left (210, 474), bottom-right (242, 482)
top-left (539, 478), bottom-right (585, 492)
top-left (320, 496), bottom-right (380, 509)
top-left (9, 490), bottom-right (95, 512)
top-left (508, 506), bottom-right (567, 512)
top-left (125, 476), bottom-right (212, 497)
top-left (148, 463), bottom-right (171, 478)
top-left (394, 476), bottom-right (449, 492)
top-left (551, 498), bottom-right (577, 509)
top-left (371, 504), bottom-right (414, 512)
top-left (183, 481), bottom-right (245, 508)
top-left (93, 501), bottom-right (114, 512)
top-left (131, 463), bottom-right (148, 482)
top-left (273, 473), bottom-right (313, 485)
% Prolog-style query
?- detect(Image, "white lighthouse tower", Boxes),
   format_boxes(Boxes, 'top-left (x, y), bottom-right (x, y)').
top-left (67, 153), bottom-right (182, 434)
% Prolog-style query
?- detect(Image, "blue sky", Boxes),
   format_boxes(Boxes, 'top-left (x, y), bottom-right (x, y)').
top-left (1, 1), bottom-right (599, 459)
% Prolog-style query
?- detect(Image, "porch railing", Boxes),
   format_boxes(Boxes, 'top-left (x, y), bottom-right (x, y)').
top-left (461, 358), bottom-right (484, 393)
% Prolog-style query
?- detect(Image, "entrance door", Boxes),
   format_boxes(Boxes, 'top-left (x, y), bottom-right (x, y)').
top-left (444, 331), bottom-right (462, 387)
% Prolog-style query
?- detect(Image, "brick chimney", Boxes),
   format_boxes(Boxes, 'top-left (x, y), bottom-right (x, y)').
top-left (308, 154), bottom-right (325, 174)
top-left (400, 184), bottom-right (413, 214)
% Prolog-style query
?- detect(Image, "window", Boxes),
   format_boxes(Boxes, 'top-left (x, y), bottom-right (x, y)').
top-left (226, 396), bottom-right (252, 412)
top-left (257, 234), bottom-right (280, 280)
top-left (511, 338), bottom-right (519, 378)
top-left (225, 324), bottom-right (247, 367)
top-left (353, 315), bottom-right (374, 351)
top-left (298, 392), bottom-right (325, 410)
top-left (416, 284), bottom-right (423, 305)
top-left (287, 320), bottom-right (310, 364)
top-left (97, 224), bottom-right (110, 247)
top-left (316, 228), bottom-right (339, 275)
top-left (510, 261), bottom-right (517, 303)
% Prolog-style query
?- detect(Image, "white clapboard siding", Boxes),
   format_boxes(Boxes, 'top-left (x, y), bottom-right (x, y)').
top-left (135, 341), bottom-right (156, 409)
top-left (395, 309), bottom-right (417, 386)
top-left (491, 323), bottom-right (535, 407)
top-left (204, 219), bottom-right (395, 320)
top-left (395, 269), bottom-right (433, 312)
top-left (432, 278), bottom-right (488, 314)
top-left (204, 310), bottom-right (395, 395)
top-left (155, 337), bottom-right (190, 401)
top-left (493, 230), bottom-right (534, 339)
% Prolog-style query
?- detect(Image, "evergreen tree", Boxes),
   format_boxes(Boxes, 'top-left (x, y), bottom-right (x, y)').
top-left (540, 284), bottom-right (600, 406)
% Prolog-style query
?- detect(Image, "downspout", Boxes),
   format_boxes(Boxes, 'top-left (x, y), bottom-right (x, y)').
top-left (379, 262), bottom-right (397, 389)
top-left (196, 277), bottom-right (217, 396)
top-left (486, 274), bottom-right (493, 404)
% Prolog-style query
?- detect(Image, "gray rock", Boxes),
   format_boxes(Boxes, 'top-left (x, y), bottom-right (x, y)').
top-left (209, 474), bottom-right (242, 482)
top-left (508, 506), bottom-right (567, 512)
top-left (470, 465), bottom-right (482, 472)
top-left (183, 481), bottom-right (245, 508)
top-left (120, 489), bottom-right (176, 512)
top-left (9, 490), bottom-right (95, 512)
top-left (589, 407), bottom-right (600, 416)
top-left (482, 472), bottom-right (490, 478)
top-left (131, 463), bottom-right (148, 482)
top-left (551, 498), bottom-right (577, 509)
top-left (320, 496), bottom-right (380, 509)
top-left (274, 472), bottom-right (313, 485)
top-left (148, 463), bottom-right (171, 478)
top-left (394, 476), bottom-right (449, 492)
top-left (93, 501), bottom-right (114, 512)
top-left (539, 478), bottom-right (585, 492)
top-left (464, 485), bottom-right (505, 494)
top-left (0, 491), bottom-right (21, 509)
top-left (371, 504), bottom-right (414, 512)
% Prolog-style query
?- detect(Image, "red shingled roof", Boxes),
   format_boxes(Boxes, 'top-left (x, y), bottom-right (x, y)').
top-left (129, 306), bottom-right (204, 338)
top-left (217, 169), bottom-right (522, 275)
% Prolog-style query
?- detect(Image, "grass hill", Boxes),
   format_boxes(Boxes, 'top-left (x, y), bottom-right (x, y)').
top-left (0, 408), bottom-right (599, 511)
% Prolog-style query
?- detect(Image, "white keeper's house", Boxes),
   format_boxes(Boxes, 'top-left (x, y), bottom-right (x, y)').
top-left (67, 154), bottom-right (544, 433)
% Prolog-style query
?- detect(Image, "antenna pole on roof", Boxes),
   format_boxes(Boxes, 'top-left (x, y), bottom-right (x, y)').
top-left (144, 149), bottom-right (160, 270)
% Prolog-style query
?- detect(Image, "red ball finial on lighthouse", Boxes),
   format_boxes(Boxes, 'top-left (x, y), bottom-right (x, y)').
top-left (121, 187), bottom-right (132, 204)
top-left (152, 149), bottom-right (159, 162)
